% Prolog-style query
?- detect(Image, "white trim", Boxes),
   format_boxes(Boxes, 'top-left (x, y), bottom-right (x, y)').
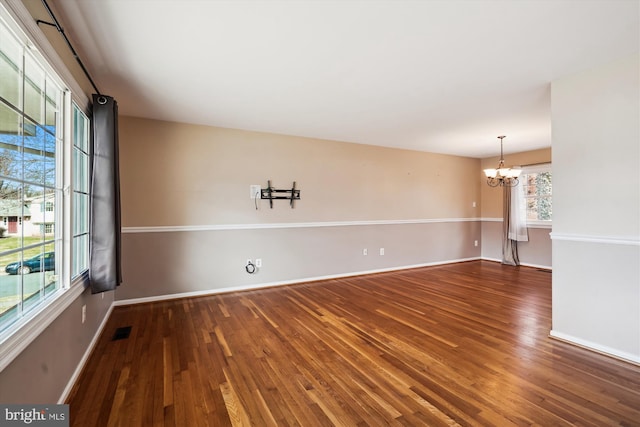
top-left (526, 221), bottom-right (552, 229)
top-left (0, 283), bottom-right (86, 372)
top-left (120, 218), bottom-right (555, 234)
top-left (549, 330), bottom-right (640, 366)
top-left (113, 257), bottom-right (481, 306)
top-left (481, 218), bottom-right (551, 229)
top-left (480, 257), bottom-right (551, 270)
top-left (58, 303), bottom-right (113, 403)
top-left (520, 262), bottom-right (552, 270)
top-left (122, 218), bottom-right (482, 233)
top-left (550, 232), bottom-right (640, 246)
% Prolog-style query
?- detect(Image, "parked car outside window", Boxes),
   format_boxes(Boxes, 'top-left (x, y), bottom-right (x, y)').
top-left (5, 252), bottom-right (55, 275)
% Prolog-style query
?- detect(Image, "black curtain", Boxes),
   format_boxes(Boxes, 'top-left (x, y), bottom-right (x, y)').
top-left (89, 94), bottom-right (122, 293)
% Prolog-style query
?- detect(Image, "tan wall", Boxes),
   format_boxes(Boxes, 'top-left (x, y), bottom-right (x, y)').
top-left (119, 222), bottom-right (481, 301)
top-left (0, 286), bottom-right (112, 403)
top-left (116, 116), bottom-right (484, 301)
top-left (120, 117), bottom-right (481, 226)
top-left (481, 222), bottom-right (552, 268)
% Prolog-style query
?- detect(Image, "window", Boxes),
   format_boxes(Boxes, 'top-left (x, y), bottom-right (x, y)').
top-left (72, 105), bottom-right (90, 278)
top-left (521, 164), bottom-right (552, 224)
top-left (0, 13), bottom-right (64, 332)
top-left (0, 4), bottom-right (91, 344)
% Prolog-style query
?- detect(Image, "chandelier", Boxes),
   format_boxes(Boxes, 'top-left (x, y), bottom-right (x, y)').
top-left (483, 135), bottom-right (521, 187)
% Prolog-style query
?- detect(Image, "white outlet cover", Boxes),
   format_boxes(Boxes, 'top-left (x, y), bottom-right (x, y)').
top-left (250, 185), bottom-right (261, 199)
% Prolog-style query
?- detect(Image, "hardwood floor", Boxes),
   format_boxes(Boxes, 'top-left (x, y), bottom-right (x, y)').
top-left (67, 261), bottom-right (640, 426)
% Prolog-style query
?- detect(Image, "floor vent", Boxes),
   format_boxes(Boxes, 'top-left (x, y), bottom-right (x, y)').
top-left (112, 326), bottom-right (132, 341)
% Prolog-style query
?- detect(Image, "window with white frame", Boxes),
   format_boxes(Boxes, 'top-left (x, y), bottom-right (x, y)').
top-left (72, 105), bottom-right (90, 278)
top-left (520, 164), bottom-right (552, 224)
top-left (0, 6), bottom-right (89, 339)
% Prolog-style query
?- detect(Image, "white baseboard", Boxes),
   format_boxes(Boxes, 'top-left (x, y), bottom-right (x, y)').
top-left (58, 303), bottom-right (114, 404)
top-left (520, 261), bottom-right (552, 270)
top-left (113, 257), bottom-right (481, 307)
top-left (480, 257), bottom-right (552, 270)
top-left (549, 330), bottom-right (640, 366)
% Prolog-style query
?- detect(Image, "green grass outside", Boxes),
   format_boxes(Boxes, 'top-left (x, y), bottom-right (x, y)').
top-left (0, 237), bottom-right (57, 316)
top-left (0, 236), bottom-right (51, 263)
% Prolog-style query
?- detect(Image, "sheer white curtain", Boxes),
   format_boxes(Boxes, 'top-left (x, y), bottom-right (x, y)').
top-left (508, 181), bottom-right (529, 242)
top-left (502, 174), bottom-right (528, 266)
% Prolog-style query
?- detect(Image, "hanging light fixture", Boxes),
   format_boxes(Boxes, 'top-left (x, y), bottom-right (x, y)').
top-left (483, 135), bottom-right (521, 187)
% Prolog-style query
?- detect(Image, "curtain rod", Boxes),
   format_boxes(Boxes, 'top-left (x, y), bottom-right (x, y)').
top-left (36, 0), bottom-right (101, 95)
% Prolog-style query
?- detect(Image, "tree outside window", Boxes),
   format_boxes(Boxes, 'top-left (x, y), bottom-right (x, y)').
top-left (522, 165), bottom-right (552, 222)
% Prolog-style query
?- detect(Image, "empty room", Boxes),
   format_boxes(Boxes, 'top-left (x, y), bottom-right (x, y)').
top-left (0, 0), bottom-right (638, 425)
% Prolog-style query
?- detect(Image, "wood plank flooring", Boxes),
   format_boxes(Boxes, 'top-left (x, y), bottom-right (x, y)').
top-left (67, 261), bottom-right (640, 426)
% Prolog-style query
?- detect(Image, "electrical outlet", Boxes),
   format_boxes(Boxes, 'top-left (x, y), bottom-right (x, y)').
top-left (81, 305), bottom-right (86, 324)
top-left (255, 258), bottom-right (262, 268)
top-left (472, 201), bottom-right (477, 208)
top-left (474, 240), bottom-right (478, 247)
top-left (250, 185), bottom-right (261, 199)
top-left (379, 248), bottom-right (385, 256)
top-left (363, 248), bottom-right (368, 256)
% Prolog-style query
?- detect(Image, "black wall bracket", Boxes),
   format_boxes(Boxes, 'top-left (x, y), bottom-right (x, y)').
top-left (261, 180), bottom-right (300, 208)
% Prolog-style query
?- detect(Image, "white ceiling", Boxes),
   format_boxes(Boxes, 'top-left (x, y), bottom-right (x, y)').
top-left (50, 0), bottom-right (639, 158)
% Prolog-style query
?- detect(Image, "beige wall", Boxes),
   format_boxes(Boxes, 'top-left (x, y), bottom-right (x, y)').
top-left (120, 117), bottom-right (480, 226)
top-left (116, 117), bottom-right (484, 301)
top-left (0, 287), bottom-right (112, 403)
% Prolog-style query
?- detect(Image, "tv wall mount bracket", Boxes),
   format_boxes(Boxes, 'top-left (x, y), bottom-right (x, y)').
top-left (260, 180), bottom-right (300, 208)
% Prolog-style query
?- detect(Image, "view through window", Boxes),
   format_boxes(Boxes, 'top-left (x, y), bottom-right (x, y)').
top-left (521, 164), bottom-right (552, 222)
top-left (73, 105), bottom-right (89, 278)
top-left (0, 13), bottom-right (65, 333)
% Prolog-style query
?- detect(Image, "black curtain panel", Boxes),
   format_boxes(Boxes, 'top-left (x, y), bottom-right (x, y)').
top-left (89, 94), bottom-right (122, 293)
